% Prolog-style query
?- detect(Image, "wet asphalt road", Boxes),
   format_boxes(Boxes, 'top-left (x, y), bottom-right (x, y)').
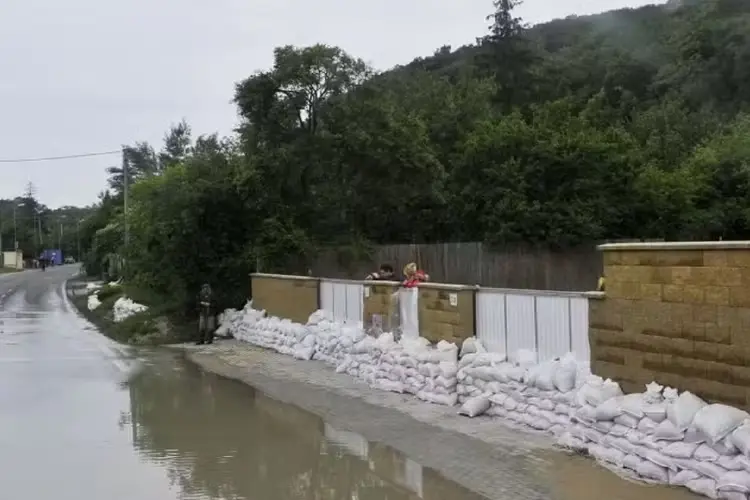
top-left (0, 267), bottom-right (173, 499)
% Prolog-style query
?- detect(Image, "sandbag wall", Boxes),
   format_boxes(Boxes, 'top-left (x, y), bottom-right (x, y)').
top-left (219, 301), bottom-right (750, 499)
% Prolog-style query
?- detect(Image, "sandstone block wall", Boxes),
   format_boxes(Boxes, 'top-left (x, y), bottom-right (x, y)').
top-left (418, 285), bottom-right (475, 345)
top-left (251, 273), bottom-right (319, 324)
top-left (592, 242), bottom-right (750, 408)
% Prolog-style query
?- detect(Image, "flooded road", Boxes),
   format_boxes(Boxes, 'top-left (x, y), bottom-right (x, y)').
top-left (0, 268), bottom-right (486, 499)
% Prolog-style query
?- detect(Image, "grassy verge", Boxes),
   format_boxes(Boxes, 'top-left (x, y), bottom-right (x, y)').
top-left (67, 277), bottom-right (197, 346)
top-left (0, 267), bottom-right (22, 274)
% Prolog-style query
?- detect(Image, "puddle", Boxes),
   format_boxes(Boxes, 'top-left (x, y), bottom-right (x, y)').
top-left (126, 355), bottom-right (488, 499)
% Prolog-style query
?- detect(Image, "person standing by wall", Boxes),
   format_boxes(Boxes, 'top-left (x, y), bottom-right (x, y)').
top-left (197, 283), bottom-right (215, 345)
top-left (402, 262), bottom-right (429, 288)
top-left (365, 263), bottom-right (397, 281)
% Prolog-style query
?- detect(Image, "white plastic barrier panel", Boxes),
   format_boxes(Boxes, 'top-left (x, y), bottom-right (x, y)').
top-left (475, 288), bottom-right (590, 362)
top-left (399, 288), bottom-right (420, 338)
top-left (319, 279), bottom-right (364, 325)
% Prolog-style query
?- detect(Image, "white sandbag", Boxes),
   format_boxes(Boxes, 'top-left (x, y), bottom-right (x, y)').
top-left (292, 346), bottom-right (314, 360)
top-left (693, 461), bottom-right (730, 481)
top-left (718, 471), bottom-right (750, 494)
top-left (731, 423), bottom-right (750, 457)
top-left (376, 380), bottom-right (405, 393)
top-left (459, 396), bottom-right (490, 418)
top-left (643, 403), bottom-right (667, 423)
top-left (718, 492), bottom-right (749, 500)
top-left (653, 419), bottom-right (685, 441)
top-left (459, 337), bottom-right (485, 357)
top-left (574, 405), bottom-right (596, 424)
top-left (622, 454), bottom-right (644, 471)
top-left (580, 377), bottom-right (623, 407)
top-left (553, 353), bottom-right (578, 393)
top-left (557, 432), bottom-right (587, 451)
top-left (694, 405), bottom-right (750, 445)
top-left (667, 391), bottom-right (707, 431)
top-left (621, 393), bottom-right (648, 419)
top-left (662, 441), bottom-right (700, 459)
top-left (642, 448), bottom-right (678, 471)
top-left (715, 437), bottom-right (740, 456)
top-left (614, 413), bottom-right (640, 429)
top-left (695, 443), bottom-right (722, 462)
top-left (718, 455), bottom-right (745, 472)
top-left (669, 469), bottom-right (700, 486)
top-left (636, 460), bottom-right (669, 483)
top-left (595, 396), bottom-right (624, 421)
top-left (637, 417), bottom-right (659, 434)
top-left (686, 478), bottom-right (719, 499)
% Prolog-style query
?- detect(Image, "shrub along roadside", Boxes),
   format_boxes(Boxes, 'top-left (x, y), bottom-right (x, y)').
top-left (66, 277), bottom-right (196, 345)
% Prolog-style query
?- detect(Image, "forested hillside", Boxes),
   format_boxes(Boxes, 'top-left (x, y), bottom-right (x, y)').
top-left (80, 0), bottom-right (750, 310)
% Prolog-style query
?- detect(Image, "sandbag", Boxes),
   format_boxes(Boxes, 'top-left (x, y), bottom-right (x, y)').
top-left (458, 396), bottom-right (490, 418)
top-left (667, 391), bottom-right (707, 431)
top-left (686, 478), bottom-right (719, 499)
top-left (662, 441), bottom-right (700, 459)
top-left (669, 469), bottom-right (700, 486)
top-left (553, 353), bottom-right (578, 392)
top-left (718, 471), bottom-right (750, 494)
top-left (731, 423), bottom-right (750, 457)
top-left (694, 405), bottom-right (750, 445)
top-left (636, 460), bottom-right (669, 483)
top-left (595, 396), bottom-right (624, 421)
top-left (653, 419), bottom-right (685, 441)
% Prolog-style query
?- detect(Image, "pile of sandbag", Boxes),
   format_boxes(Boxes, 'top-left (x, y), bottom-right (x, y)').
top-left (241, 316), bottom-right (311, 358)
top-left (112, 297), bottom-right (148, 322)
top-left (456, 339), bottom-right (582, 432)
top-left (415, 340), bottom-right (459, 406)
top-left (87, 294), bottom-right (101, 311)
top-left (560, 378), bottom-right (750, 499)
top-left (307, 310), bottom-right (366, 366)
top-left (231, 304), bottom-right (265, 342)
top-left (340, 333), bottom-right (394, 387)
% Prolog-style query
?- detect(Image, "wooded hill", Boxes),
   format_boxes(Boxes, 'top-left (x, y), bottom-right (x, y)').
top-left (79, 0), bottom-right (750, 310)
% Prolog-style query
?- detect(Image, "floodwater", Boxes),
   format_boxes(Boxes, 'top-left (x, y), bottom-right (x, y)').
top-left (0, 269), bottom-right (486, 500)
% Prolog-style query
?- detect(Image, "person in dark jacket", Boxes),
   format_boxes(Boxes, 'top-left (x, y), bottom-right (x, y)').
top-left (365, 264), bottom-right (396, 281)
top-left (196, 283), bottom-right (215, 345)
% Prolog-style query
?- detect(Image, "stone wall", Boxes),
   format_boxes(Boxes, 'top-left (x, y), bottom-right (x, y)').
top-left (418, 284), bottom-right (476, 345)
top-left (591, 242), bottom-right (750, 408)
top-left (251, 273), bottom-right (319, 324)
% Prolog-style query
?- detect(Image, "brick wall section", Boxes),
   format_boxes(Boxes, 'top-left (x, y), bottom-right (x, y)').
top-left (251, 274), bottom-right (319, 324)
top-left (592, 242), bottom-right (750, 408)
top-left (362, 282), bottom-right (400, 331)
top-left (418, 284), bottom-right (476, 345)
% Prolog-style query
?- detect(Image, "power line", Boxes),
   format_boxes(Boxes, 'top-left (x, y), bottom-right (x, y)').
top-left (0, 150), bottom-right (121, 163)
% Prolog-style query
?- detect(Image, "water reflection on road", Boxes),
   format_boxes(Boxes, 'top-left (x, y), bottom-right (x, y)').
top-left (127, 352), bottom-right (487, 500)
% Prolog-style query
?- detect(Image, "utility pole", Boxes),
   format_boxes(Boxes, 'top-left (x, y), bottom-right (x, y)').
top-left (77, 219), bottom-right (81, 262)
top-left (13, 203), bottom-right (17, 250)
top-left (123, 150), bottom-right (129, 246)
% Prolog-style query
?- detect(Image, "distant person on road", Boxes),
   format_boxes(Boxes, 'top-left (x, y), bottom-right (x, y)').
top-left (197, 283), bottom-right (215, 345)
top-left (365, 264), bottom-right (397, 281)
top-left (402, 262), bottom-right (429, 288)
top-left (40, 258), bottom-right (46, 272)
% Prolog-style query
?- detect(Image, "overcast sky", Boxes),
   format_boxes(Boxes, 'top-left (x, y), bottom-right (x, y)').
top-left (0, 0), bottom-right (665, 208)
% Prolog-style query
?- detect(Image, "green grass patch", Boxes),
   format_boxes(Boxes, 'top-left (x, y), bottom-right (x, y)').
top-left (68, 278), bottom-right (195, 346)
top-left (0, 267), bottom-right (21, 274)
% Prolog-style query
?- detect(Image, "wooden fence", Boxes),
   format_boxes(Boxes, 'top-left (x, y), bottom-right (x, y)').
top-left (304, 242), bottom-right (602, 292)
